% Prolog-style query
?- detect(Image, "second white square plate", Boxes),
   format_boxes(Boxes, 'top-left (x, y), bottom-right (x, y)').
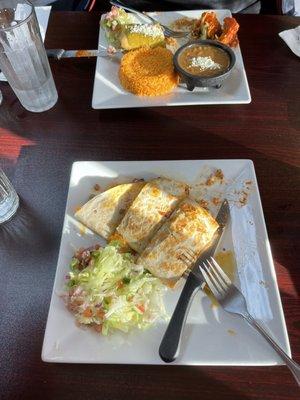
top-left (92, 10), bottom-right (251, 109)
top-left (42, 160), bottom-right (289, 365)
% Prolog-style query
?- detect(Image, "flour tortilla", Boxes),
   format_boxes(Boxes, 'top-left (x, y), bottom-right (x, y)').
top-left (75, 182), bottom-right (145, 239)
top-left (138, 198), bottom-right (219, 281)
top-left (116, 177), bottom-right (189, 253)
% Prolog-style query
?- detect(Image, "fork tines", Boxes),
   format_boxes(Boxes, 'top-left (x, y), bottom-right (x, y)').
top-left (179, 247), bottom-right (198, 280)
top-left (200, 257), bottom-right (231, 299)
top-left (179, 247), bottom-right (197, 267)
top-left (168, 228), bottom-right (198, 268)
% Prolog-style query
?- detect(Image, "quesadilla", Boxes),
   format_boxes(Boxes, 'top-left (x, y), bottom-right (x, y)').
top-left (137, 198), bottom-right (219, 281)
top-left (75, 182), bottom-right (145, 239)
top-left (116, 177), bottom-right (189, 253)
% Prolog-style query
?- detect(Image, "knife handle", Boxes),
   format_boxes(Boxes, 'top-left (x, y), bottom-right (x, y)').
top-left (159, 275), bottom-right (200, 363)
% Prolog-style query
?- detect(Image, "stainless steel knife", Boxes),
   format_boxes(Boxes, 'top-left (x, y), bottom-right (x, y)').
top-left (159, 199), bottom-right (230, 363)
top-left (46, 49), bottom-right (122, 59)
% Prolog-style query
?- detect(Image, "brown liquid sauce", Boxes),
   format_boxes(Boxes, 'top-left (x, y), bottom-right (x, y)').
top-left (204, 250), bottom-right (237, 308)
top-left (78, 224), bottom-right (87, 236)
top-left (178, 45), bottom-right (230, 77)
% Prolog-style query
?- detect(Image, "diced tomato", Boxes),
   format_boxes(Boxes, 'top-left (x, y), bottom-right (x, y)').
top-left (117, 280), bottom-right (124, 289)
top-left (96, 309), bottom-right (105, 319)
top-left (83, 308), bottom-right (93, 317)
top-left (137, 304), bottom-right (145, 313)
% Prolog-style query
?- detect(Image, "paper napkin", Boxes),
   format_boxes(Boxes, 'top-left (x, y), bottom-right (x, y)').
top-left (279, 25), bottom-right (300, 57)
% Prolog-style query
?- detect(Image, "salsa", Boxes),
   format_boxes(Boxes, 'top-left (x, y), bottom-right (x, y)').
top-left (178, 44), bottom-right (230, 77)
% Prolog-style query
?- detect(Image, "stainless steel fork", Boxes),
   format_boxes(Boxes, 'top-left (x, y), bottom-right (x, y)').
top-left (109, 0), bottom-right (190, 38)
top-left (200, 257), bottom-right (300, 386)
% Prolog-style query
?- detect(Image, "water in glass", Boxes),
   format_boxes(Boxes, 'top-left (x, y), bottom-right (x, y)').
top-left (0, 1), bottom-right (57, 112)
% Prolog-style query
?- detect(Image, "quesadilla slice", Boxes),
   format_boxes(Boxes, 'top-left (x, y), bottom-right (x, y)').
top-left (116, 177), bottom-right (189, 253)
top-left (75, 182), bottom-right (145, 239)
top-left (137, 198), bottom-right (219, 281)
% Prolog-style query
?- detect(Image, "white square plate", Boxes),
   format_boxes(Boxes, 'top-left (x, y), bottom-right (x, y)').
top-left (42, 160), bottom-right (290, 365)
top-left (92, 10), bottom-right (251, 109)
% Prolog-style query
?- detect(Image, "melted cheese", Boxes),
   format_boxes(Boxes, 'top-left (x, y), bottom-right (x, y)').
top-left (75, 182), bottom-right (145, 239)
top-left (117, 177), bottom-right (188, 253)
top-left (138, 198), bottom-right (219, 280)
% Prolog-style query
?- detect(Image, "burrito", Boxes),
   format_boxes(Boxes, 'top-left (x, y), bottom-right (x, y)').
top-left (137, 198), bottom-right (219, 282)
top-left (75, 182), bottom-right (145, 239)
top-left (116, 177), bottom-right (189, 253)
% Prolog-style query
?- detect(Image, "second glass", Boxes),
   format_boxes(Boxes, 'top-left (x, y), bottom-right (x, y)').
top-left (0, 1), bottom-right (58, 112)
top-left (0, 168), bottom-right (19, 224)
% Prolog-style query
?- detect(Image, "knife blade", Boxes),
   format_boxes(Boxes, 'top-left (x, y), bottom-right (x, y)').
top-left (159, 199), bottom-right (230, 363)
top-left (46, 49), bottom-right (122, 59)
top-left (188, 198), bottom-right (230, 280)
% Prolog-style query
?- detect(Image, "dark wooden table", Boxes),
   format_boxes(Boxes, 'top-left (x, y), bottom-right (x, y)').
top-left (0, 10), bottom-right (299, 400)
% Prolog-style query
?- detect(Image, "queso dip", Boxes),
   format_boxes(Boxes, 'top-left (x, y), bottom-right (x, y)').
top-left (178, 44), bottom-right (230, 77)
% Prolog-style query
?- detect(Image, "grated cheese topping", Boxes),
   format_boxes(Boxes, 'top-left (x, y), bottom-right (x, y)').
top-left (127, 24), bottom-right (164, 37)
top-left (189, 56), bottom-right (221, 70)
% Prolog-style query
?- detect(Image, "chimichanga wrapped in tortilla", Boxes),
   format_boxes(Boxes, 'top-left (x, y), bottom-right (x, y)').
top-left (116, 177), bottom-right (189, 253)
top-left (137, 198), bottom-right (219, 281)
top-left (75, 182), bottom-right (145, 239)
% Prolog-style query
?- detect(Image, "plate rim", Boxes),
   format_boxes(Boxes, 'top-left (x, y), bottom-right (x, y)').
top-left (42, 159), bottom-right (290, 365)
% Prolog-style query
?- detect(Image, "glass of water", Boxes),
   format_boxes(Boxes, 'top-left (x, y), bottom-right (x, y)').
top-left (0, 1), bottom-right (58, 112)
top-left (0, 168), bottom-right (19, 223)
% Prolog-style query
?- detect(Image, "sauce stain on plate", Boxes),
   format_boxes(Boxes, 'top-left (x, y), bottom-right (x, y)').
top-left (203, 285), bottom-right (219, 308)
top-left (78, 224), bottom-right (87, 236)
top-left (74, 204), bottom-right (82, 213)
top-left (215, 250), bottom-right (236, 282)
top-left (205, 250), bottom-right (237, 308)
top-left (227, 329), bottom-right (237, 336)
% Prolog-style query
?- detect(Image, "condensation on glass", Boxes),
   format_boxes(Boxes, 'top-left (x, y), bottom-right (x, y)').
top-left (0, 1), bottom-right (57, 112)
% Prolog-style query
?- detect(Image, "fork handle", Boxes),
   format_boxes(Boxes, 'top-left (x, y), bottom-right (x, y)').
top-left (159, 274), bottom-right (200, 363)
top-left (109, 0), bottom-right (156, 23)
top-left (244, 314), bottom-right (300, 386)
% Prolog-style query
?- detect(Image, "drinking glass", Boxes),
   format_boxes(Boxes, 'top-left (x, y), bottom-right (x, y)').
top-left (0, 168), bottom-right (19, 223)
top-left (0, 0), bottom-right (58, 112)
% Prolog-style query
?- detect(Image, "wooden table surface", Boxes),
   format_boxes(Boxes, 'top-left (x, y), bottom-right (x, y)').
top-left (0, 10), bottom-right (299, 400)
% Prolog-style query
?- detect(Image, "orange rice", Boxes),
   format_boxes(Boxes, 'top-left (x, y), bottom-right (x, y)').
top-left (119, 46), bottom-right (179, 96)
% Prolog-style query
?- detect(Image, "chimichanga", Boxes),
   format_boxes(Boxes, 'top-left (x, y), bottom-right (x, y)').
top-left (75, 182), bottom-right (145, 239)
top-left (137, 198), bottom-right (219, 281)
top-left (116, 177), bottom-right (189, 253)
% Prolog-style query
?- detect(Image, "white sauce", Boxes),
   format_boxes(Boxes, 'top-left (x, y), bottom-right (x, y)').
top-left (189, 56), bottom-right (221, 70)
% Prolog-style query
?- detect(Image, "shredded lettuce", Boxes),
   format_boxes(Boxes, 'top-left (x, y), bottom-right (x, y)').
top-left (65, 244), bottom-right (167, 335)
top-left (101, 6), bottom-right (137, 48)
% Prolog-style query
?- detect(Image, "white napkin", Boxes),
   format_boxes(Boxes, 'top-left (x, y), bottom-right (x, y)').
top-left (0, 6), bottom-right (52, 81)
top-left (189, 164), bottom-right (273, 321)
top-left (226, 165), bottom-right (273, 320)
top-left (279, 25), bottom-right (300, 57)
